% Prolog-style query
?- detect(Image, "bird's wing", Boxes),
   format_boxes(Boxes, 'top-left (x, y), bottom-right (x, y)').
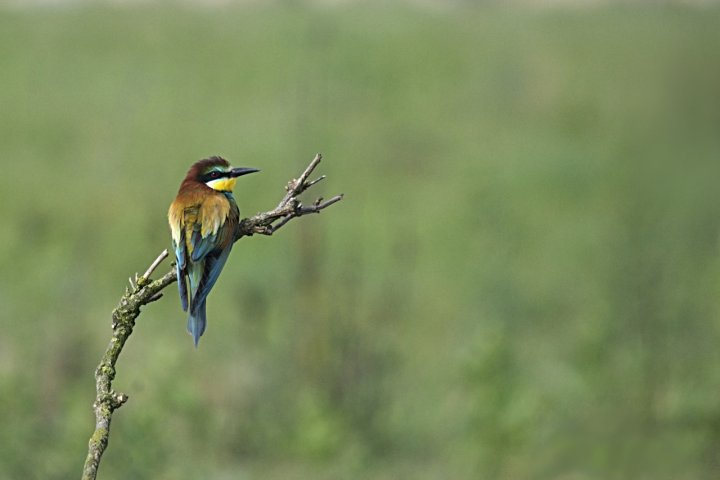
top-left (169, 203), bottom-right (189, 312)
top-left (186, 194), bottom-right (238, 314)
top-left (189, 228), bottom-right (218, 263)
top-left (174, 234), bottom-right (189, 312)
top-left (189, 195), bottom-right (231, 262)
top-left (191, 245), bottom-right (232, 315)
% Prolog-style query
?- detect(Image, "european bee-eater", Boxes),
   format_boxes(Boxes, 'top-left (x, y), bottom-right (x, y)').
top-left (168, 156), bottom-right (259, 347)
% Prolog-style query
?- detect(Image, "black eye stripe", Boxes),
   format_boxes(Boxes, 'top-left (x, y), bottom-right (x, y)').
top-left (202, 170), bottom-right (227, 182)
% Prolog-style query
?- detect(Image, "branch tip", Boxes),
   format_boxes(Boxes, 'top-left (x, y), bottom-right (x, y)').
top-left (141, 249), bottom-right (169, 280)
top-left (306, 175), bottom-right (326, 188)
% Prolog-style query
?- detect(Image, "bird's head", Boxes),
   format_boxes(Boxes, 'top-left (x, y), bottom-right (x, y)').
top-left (187, 156), bottom-right (259, 192)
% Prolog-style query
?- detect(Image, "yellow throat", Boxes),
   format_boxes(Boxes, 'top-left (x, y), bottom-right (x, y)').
top-left (206, 177), bottom-right (237, 192)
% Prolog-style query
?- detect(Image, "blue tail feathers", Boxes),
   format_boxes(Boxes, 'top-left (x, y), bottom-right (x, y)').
top-left (187, 300), bottom-right (207, 347)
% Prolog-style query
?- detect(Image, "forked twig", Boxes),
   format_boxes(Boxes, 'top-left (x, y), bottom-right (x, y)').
top-left (238, 153), bottom-right (344, 237)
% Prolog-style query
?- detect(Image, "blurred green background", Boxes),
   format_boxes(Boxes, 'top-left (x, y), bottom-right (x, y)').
top-left (1, 1), bottom-right (720, 479)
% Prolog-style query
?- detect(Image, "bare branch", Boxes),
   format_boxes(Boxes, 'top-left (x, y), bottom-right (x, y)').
top-left (306, 175), bottom-right (326, 189)
top-left (82, 260), bottom-right (175, 480)
top-left (275, 152), bottom-right (323, 209)
top-left (141, 249), bottom-right (169, 282)
top-left (260, 193), bottom-right (344, 235)
top-left (237, 154), bottom-right (344, 238)
top-left (81, 153), bottom-right (342, 480)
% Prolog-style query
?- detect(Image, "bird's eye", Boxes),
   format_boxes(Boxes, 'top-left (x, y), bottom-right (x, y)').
top-left (210, 171), bottom-right (221, 179)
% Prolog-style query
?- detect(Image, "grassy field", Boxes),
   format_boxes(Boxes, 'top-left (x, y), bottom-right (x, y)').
top-left (1, 2), bottom-right (719, 479)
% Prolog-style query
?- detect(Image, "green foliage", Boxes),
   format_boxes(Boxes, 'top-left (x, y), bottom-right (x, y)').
top-left (0, 3), bottom-right (719, 479)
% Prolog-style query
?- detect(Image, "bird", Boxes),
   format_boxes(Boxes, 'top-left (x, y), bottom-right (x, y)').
top-left (168, 156), bottom-right (259, 347)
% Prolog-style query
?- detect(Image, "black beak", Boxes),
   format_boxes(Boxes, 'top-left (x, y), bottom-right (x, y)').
top-left (230, 167), bottom-right (260, 178)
